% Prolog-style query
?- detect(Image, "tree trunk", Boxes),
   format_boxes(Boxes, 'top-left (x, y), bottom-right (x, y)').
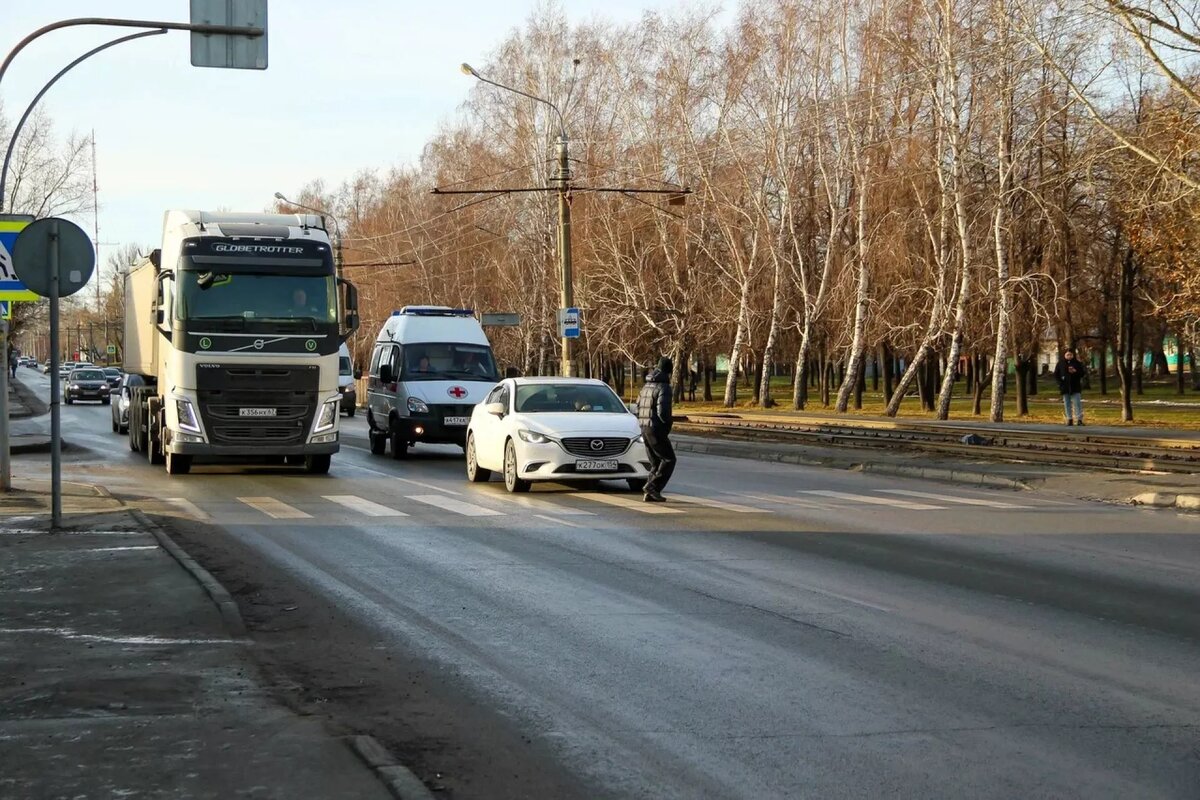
top-left (972, 353), bottom-right (990, 416)
top-left (1115, 246), bottom-right (1136, 422)
top-left (1015, 355), bottom-right (1031, 416)
top-left (722, 285), bottom-right (752, 407)
top-left (792, 324), bottom-right (813, 410)
top-left (1176, 333), bottom-right (1186, 395)
top-left (702, 351), bottom-right (713, 401)
top-left (880, 342), bottom-right (894, 404)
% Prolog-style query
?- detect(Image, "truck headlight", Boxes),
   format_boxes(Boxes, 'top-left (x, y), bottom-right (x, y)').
top-left (175, 397), bottom-right (202, 433)
top-left (407, 397), bottom-right (429, 414)
top-left (313, 400), bottom-right (338, 433)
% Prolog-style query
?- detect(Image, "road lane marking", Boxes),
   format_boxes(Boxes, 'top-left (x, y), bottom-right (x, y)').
top-left (407, 494), bottom-right (503, 517)
top-left (671, 494), bottom-right (772, 513)
top-left (237, 497), bottom-right (312, 519)
top-left (798, 490), bottom-right (945, 511)
top-left (322, 495), bottom-right (409, 517)
top-left (574, 492), bottom-right (685, 514)
top-left (740, 493), bottom-right (827, 509)
top-left (475, 492), bottom-right (596, 516)
top-left (335, 462), bottom-right (461, 495)
top-left (165, 498), bottom-right (210, 521)
top-left (533, 514), bottom-right (586, 528)
top-left (880, 489), bottom-right (1031, 509)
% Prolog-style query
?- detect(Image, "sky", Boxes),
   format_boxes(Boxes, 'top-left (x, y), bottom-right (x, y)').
top-left (1, 0), bottom-right (710, 282)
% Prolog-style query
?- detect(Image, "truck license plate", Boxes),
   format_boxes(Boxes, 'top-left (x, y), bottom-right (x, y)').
top-left (239, 407), bottom-right (277, 417)
top-left (576, 459), bottom-right (618, 472)
top-left (444, 416), bottom-right (470, 426)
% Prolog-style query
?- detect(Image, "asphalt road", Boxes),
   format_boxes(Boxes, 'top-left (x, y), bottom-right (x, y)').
top-left (17, 370), bottom-right (1200, 799)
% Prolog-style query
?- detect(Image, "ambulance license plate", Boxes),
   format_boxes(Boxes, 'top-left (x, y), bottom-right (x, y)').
top-left (444, 416), bottom-right (470, 426)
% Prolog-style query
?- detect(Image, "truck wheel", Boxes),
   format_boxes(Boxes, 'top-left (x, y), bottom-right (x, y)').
top-left (305, 454), bottom-right (331, 474)
top-left (165, 452), bottom-right (191, 475)
top-left (369, 430), bottom-right (386, 456)
top-left (147, 400), bottom-right (165, 465)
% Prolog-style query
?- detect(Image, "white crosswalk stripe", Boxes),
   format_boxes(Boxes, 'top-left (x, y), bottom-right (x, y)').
top-left (322, 495), bottom-right (409, 517)
top-left (574, 492), bottom-right (685, 514)
top-left (477, 492), bottom-right (596, 516)
top-left (165, 498), bottom-right (210, 521)
top-left (238, 497), bottom-right (312, 519)
top-left (407, 494), bottom-right (504, 517)
top-left (879, 489), bottom-right (1032, 509)
top-left (671, 494), bottom-right (771, 514)
top-left (798, 490), bottom-right (945, 511)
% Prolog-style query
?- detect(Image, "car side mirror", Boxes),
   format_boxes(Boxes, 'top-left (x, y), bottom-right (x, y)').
top-left (485, 402), bottom-right (506, 417)
top-left (379, 364), bottom-right (393, 384)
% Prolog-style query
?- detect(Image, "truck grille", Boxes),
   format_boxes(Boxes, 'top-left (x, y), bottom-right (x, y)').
top-left (560, 437), bottom-right (631, 457)
top-left (196, 365), bottom-right (319, 447)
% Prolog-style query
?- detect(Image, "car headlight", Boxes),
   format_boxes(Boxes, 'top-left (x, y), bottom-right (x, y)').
top-left (517, 429), bottom-right (551, 444)
top-left (313, 400), bottom-right (339, 433)
top-left (70, 384), bottom-right (81, 390)
top-left (407, 397), bottom-right (429, 414)
top-left (175, 397), bottom-right (202, 433)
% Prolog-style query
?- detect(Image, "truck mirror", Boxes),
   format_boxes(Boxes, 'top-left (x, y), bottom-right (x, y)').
top-left (346, 310), bottom-right (360, 333)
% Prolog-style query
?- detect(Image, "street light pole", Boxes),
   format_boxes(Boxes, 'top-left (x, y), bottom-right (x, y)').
top-left (273, 192), bottom-right (342, 281)
top-left (461, 62), bottom-right (574, 377)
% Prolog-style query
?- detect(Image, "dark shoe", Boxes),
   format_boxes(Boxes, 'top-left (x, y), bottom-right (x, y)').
top-left (1076, 420), bottom-right (1084, 426)
top-left (643, 493), bottom-right (666, 503)
top-left (1067, 420), bottom-right (1074, 426)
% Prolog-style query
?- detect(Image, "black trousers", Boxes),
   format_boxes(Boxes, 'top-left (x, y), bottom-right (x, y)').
top-left (642, 428), bottom-right (676, 495)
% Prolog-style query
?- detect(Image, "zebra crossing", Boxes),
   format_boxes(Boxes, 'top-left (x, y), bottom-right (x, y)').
top-left (149, 484), bottom-right (1058, 525)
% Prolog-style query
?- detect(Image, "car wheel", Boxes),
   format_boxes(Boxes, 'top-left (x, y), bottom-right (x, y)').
top-left (627, 478), bottom-right (647, 493)
top-left (466, 434), bottom-right (491, 483)
top-left (112, 416), bottom-right (119, 433)
top-left (305, 454), bottom-right (332, 474)
top-left (503, 439), bottom-right (530, 493)
top-left (165, 452), bottom-right (191, 475)
top-left (346, 405), bottom-right (355, 418)
top-left (391, 430), bottom-right (408, 460)
top-left (102, 397), bottom-right (110, 405)
top-left (65, 396), bottom-right (73, 405)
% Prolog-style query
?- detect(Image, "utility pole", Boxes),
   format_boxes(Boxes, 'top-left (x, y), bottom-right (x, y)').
top-left (554, 135), bottom-right (574, 377)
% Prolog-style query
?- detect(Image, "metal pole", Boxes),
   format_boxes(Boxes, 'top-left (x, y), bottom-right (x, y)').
top-left (0, 316), bottom-right (10, 491)
top-left (50, 221), bottom-right (61, 528)
top-left (556, 135), bottom-right (573, 378)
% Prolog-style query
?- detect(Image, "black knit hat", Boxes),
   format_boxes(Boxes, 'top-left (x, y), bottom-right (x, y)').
top-left (658, 356), bottom-right (673, 375)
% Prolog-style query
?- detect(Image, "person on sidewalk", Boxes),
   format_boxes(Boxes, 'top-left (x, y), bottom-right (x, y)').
top-left (636, 356), bottom-right (676, 502)
top-left (1054, 348), bottom-right (1087, 426)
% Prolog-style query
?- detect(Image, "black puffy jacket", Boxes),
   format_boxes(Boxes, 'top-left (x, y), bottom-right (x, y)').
top-left (636, 369), bottom-right (673, 435)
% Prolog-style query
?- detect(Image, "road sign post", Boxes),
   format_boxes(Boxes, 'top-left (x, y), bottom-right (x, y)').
top-left (11, 218), bottom-right (95, 527)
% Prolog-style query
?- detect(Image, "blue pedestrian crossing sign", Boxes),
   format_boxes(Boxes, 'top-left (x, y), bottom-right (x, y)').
top-left (558, 307), bottom-right (580, 339)
top-left (0, 214), bottom-right (38, 301)
top-left (0, 301), bottom-right (10, 320)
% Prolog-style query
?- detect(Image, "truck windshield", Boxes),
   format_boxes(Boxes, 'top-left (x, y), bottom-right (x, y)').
top-left (178, 274), bottom-right (337, 329)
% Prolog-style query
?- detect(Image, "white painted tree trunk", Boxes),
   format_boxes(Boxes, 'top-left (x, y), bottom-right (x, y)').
top-left (722, 281), bottom-right (752, 408)
top-left (758, 258), bottom-right (785, 407)
top-left (792, 321), bottom-right (812, 410)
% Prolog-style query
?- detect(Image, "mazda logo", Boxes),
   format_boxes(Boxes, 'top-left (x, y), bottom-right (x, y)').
top-left (590, 439), bottom-right (605, 451)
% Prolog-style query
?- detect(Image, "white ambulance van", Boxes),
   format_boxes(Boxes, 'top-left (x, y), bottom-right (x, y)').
top-left (365, 307), bottom-right (499, 458)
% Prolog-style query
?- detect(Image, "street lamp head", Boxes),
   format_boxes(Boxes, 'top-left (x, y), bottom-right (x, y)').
top-left (460, 62), bottom-right (479, 78)
top-left (273, 191), bottom-right (286, 201)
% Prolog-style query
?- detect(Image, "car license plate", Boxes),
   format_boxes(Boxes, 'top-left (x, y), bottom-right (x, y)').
top-left (239, 407), bottom-right (277, 417)
top-left (576, 459), bottom-right (618, 472)
top-left (444, 416), bottom-right (470, 426)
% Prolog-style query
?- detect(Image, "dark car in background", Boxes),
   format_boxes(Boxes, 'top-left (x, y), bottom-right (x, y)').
top-left (65, 368), bottom-right (110, 405)
top-left (102, 367), bottom-right (122, 388)
top-left (111, 373), bottom-right (143, 433)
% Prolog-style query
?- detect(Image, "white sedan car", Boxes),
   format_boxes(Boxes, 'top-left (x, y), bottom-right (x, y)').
top-left (465, 377), bottom-right (651, 493)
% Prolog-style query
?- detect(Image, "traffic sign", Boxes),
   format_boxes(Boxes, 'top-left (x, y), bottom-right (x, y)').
top-left (0, 302), bottom-right (9, 320)
top-left (558, 307), bottom-right (580, 339)
top-left (0, 214), bottom-right (38, 301)
top-left (482, 312), bottom-right (520, 327)
top-left (191, 0), bottom-right (268, 70)
top-left (11, 217), bottom-right (96, 298)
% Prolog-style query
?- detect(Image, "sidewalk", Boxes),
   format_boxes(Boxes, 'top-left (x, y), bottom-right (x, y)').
top-left (0, 505), bottom-right (413, 799)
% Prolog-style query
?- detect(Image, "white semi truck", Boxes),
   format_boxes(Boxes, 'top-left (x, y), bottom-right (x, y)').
top-left (124, 210), bottom-right (359, 474)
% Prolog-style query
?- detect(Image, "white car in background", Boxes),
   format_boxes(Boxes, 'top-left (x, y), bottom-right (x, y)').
top-left (465, 377), bottom-right (650, 493)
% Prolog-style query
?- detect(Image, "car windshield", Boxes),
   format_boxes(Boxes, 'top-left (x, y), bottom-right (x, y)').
top-left (104, 369), bottom-right (121, 377)
top-left (401, 343), bottom-right (498, 381)
top-left (72, 370), bottom-right (105, 381)
top-left (514, 383), bottom-right (626, 413)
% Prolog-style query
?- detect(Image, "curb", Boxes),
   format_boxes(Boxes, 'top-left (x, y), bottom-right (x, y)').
top-left (347, 735), bottom-right (436, 800)
top-left (674, 439), bottom-right (1032, 491)
top-left (1129, 492), bottom-right (1200, 512)
top-left (130, 508), bottom-right (248, 638)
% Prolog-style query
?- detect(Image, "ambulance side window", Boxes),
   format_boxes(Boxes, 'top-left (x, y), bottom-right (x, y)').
top-left (369, 346), bottom-right (383, 377)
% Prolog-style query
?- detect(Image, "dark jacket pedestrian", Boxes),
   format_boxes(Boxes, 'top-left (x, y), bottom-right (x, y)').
top-left (1053, 349), bottom-right (1087, 425)
top-left (636, 357), bottom-right (675, 502)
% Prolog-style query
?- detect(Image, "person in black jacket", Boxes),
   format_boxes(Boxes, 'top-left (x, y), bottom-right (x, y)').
top-left (1053, 348), bottom-right (1087, 426)
top-left (636, 356), bottom-right (675, 502)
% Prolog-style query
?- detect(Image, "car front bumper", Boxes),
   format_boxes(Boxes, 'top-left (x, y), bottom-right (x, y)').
top-left (514, 439), bottom-right (652, 481)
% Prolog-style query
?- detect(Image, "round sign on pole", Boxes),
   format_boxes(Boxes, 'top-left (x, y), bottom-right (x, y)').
top-left (10, 217), bottom-right (96, 298)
